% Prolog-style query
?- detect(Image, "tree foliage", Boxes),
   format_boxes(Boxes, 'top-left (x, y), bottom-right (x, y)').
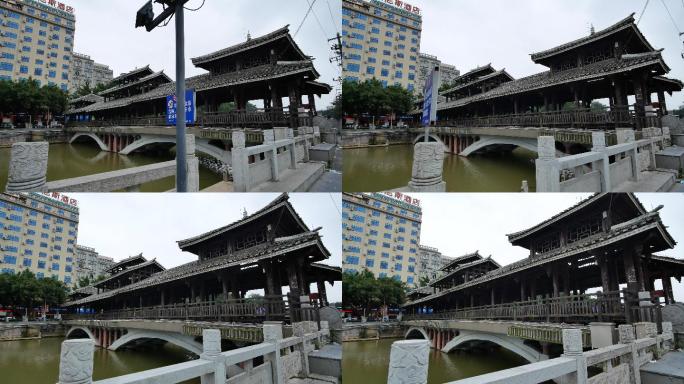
top-left (0, 270), bottom-right (68, 311)
top-left (342, 270), bottom-right (406, 315)
top-left (70, 80), bottom-right (113, 99)
top-left (341, 79), bottom-right (414, 118)
top-left (0, 79), bottom-right (69, 116)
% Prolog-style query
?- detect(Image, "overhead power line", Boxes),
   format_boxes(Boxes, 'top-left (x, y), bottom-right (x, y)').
top-left (637, 0), bottom-right (650, 24)
top-left (294, 0), bottom-right (318, 37)
top-left (660, 0), bottom-right (682, 34)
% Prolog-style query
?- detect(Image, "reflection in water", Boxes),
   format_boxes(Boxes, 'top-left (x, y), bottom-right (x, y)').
top-left (0, 337), bottom-right (199, 384)
top-left (0, 143), bottom-right (221, 192)
top-left (342, 145), bottom-right (537, 192)
top-left (342, 338), bottom-right (528, 384)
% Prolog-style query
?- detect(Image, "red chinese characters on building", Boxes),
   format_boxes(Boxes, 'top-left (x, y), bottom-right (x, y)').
top-left (382, 0), bottom-right (420, 15)
top-left (38, 0), bottom-right (75, 14)
top-left (41, 192), bottom-right (78, 207)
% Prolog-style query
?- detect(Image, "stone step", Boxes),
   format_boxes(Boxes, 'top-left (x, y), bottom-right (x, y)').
top-left (308, 344), bottom-right (342, 379)
top-left (641, 351), bottom-right (684, 384)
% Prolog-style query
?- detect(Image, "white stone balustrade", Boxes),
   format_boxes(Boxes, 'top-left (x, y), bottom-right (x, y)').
top-left (55, 322), bottom-right (331, 384)
top-left (231, 129), bottom-right (313, 192)
top-left (434, 321), bottom-right (674, 384)
top-left (536, 128), bottom-right (670, 192)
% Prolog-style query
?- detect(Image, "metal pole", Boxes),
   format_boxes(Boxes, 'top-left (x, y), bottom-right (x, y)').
top-left (175, 0), bottom-right (187, 192)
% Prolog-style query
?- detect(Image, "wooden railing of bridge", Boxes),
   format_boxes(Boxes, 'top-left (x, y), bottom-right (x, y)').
top-left (435, 106), bottom-right (661, 130)
top-left (404, 290), bottom-right (661, 324)
top-left (67, 108), bottom-right (314, 129)
top-left (64, 294), bottom-right (322, 325)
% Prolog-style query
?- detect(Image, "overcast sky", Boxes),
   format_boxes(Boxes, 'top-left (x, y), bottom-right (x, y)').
top-left (69, 0), bottom-right (341, 108)
top-left (419, 0), bottom-right (684, 108)
top-left (413, 193), bottom-right (684, 301)
top-left (68, 193), bottom-right (342, 302)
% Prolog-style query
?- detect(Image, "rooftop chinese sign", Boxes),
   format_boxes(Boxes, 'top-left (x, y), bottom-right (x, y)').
top-left (383, 192), bottom-right (421, 207)
top-left (382, 0), bottom-right (420, 15)
top-left (37, 0), bottom-right (74, 14)
top-left (41, 192), bottom-right (78, 207)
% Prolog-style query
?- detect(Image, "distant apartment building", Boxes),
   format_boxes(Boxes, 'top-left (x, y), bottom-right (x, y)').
top-left (69, 52), bottom-right (113, 92)
top-left (0, 192), bottom-right (79, 285)
top-left (75, 244), bottom-right (114, 282)
top-left (342, 0), bottom-right (422, 92)
top-left (417, 53), bottom-right (460, 95)
top-left (0, 0), bottom-right (76, 92)
top-left (417, 245), bottom-right (451, 282)
top-left (342, 192), bottom-right (422, 285)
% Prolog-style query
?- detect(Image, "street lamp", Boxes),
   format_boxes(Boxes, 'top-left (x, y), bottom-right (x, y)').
top-left (135, 0), bottom-right (191, 192)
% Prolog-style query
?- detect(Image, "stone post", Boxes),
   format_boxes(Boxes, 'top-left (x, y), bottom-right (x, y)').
top-left (231, 131), bottom-right (250, 192)
top-left (661, 322), bottom-right (674, 351)
top-left (662, 126), bottom-right (671, 147)
top-left (200, 329), bottom-right (225, 384)
top-left (407, 142), bottom-right (446, 192)
top-left (559, 328), bottom-right (587, 384)
top-left (263, 322), bottom-right (284, 384)
top-left (618, 324), bottom-right (640, 384)
top-left (387, 340), bottom-right (429, 384)
top-left (287, 128), bottom-right (298, 169)
top-left (589, 322), bottom-right (615, 349)
top-left (292, 322), bottom-right (310, 376)
top-left (184, 134), bottom-right (200, 192)
top-left (320, 320), bottom-right (330, 344)
top-left (264, 129), bottom-right (279, 182)
top-left (617, 129), bottom-right (640, 182)
top-left (57, 339), bottom-right (95, 384)
top-left (313, 126), bottom-right (321, 145)
top-left (638, 291), bottom-right (654, 322)
top-left (591, 131), bottom-right (612, 192)
top-left (535, 136), bottom-right (560, 192)
top-left (6, 142), bottom-right (49, 192)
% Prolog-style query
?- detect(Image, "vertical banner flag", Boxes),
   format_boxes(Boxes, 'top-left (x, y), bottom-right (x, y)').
top-left (421, 68), bottom-right (434, 127)
top-left (167, 89), bottom-right (196, 125)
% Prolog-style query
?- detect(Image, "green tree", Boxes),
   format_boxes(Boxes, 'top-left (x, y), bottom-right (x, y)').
top-left (341, 79), bottom-right (415, 123)
top-left (418, 276), bottom-right (431, 288)
top-left (342, 270), bottom-right (406, 317)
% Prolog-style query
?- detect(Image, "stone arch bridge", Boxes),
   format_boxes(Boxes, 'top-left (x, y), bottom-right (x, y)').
top-left (402, 320), bottom-right (592, 363)
top-left (411, 126), bottom-right (598, 157)
top-left (64, 319), bottom-right (264, 355)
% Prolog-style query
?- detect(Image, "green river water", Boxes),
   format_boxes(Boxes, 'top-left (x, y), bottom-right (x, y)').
top-left (0, 337), bottom-right (199, 384)
top-left (0, 143), bottom-right (222, 192)
top-left (342, 338), bottom-right (529, 384)
top-left (342, 145), bottom-right (537, 192)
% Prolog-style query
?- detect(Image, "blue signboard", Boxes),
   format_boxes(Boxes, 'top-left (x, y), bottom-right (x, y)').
top-left (421, 68), bottom-right (434, 127)
top-left (166, 89), bottom-right (196, 125)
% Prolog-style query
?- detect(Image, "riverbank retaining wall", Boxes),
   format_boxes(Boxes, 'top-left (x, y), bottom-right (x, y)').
top-left (342, 129), bottom-right (413, 148)
top-left (0, 130), bottom-right (69, 148)
top-left (341, 323), bottom-right (405, 341)
top-left (0, 323), bottom-right (66, 341)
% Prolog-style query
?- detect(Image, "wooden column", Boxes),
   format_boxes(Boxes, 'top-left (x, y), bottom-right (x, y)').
top-left (530, 278), bottom-right (537, 299)
top-left (623, 247), bottom-right (639, 293)
top-left (662, 277), bottom-right (674, 304)
top-left (316, 280), bottom-right (328, 307)
top-left (491, 287), bottom-right (495, 305)
top-left (657, 91), bottom-right (668, 115)
top-left (598, 256), bottom-right (611, 293)
top-left (264, 261), bottom-right (276, 297)
top-left (552, 267), bottom-right (560, 298)
top-left (520, 280), bottom-right (526, 301)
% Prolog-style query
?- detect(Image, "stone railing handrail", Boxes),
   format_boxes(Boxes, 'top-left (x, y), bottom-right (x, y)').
top-left (57, 321), bottom-right (331, 384)
top-left (432, 322), bottom-right (675, 384)
top-left (231, 127), bottom-right (320, 192)
top-left (536, 127), bottom-right (671, 192)
top-left (4, 134), bottom-right (200, 193)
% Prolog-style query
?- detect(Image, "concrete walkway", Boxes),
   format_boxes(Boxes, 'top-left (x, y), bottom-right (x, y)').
top-left (613, 171), bottom-right (676, 192)
top-left (641, 350), bottom-right (684, 384)
top-left (252, 162), bottom-right (325, 192)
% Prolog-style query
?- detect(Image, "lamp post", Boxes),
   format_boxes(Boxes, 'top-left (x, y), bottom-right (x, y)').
top-left (136, 0), bottom-right (191, 191)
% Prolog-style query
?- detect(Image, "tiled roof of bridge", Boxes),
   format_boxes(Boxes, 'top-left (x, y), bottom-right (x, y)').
top-left (406, 211), bottom-right (674, 307)
top-left (93, 258), bottom-right (165, 288)
top-left (448, 63), bottom-right (494, 85)
top-left (65, 231), bottom-right (329, 306)
top-left (110, 65), bottom-right (153, 84)
top-left (439, 251), bottom-right (483, 271)
top-left (69, 61), bottom-right (322, 114)
top-left (177, 193), bottom-right (310, 249)
top-left (69, 94), bottom-right (104, 105)
top-left (105, 253), bottom-right (147, 274)
top-left (99, 71), bottom-right (172, 97)
top-left (507, 193), bottom-right (648, 243)
top-left (653, 75), bottom-right (684, 90)
top-left (438, 52), bottom-right (668, 112)
top-left (431, 256), bottom-right (500, 287)
top-left (191, 25), bottom-right (308, 66)
top-left (530, 14), bottom-right (654, 63)
top-left (440, 69), bottom-right (514, 96)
